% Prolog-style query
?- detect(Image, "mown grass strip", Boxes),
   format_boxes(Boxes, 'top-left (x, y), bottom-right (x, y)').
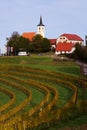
top-left (0, 66), bottom-right (78, 128)
top-left (0, 77), bottom-right (32, 122)
top-left (6, 68), bottom-right (74, 106)
top-left (0, 87), bottom-right (16, 113)
top-left (0, 92), bottom-right (10, 107)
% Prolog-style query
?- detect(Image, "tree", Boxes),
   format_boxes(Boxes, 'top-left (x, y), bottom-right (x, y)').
top-left (67, 43), bottom-right (87, 63)
top-left (83, 46), bottom-right (87, 62)
top-left (32, 34), bottom-right (43, 43)
top-left (31, 34), bottom-right (51, 53)
top-left (32, 34), bottom-right (43, 52)
top-left (17, 36), bottom-right (30, 52)
top-left (71, 43), bottom-right (84, 60)
top-left (41, 38), bottom-right (51, 52)
top-left (6, 32), bottom-right (20, 55)
top-left (6, 32), bottom-right (51, 55)
top-left (6, 32), bottom-right (30, 55)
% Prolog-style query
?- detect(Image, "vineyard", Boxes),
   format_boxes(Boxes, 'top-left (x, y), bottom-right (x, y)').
top-left (0, 55), bottom-right (87, 130)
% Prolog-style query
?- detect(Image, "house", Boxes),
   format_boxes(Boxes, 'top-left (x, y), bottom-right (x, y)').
top-left (55, 33), bottom-right (84, 55)
top-left (55, 42), bottom-right (75, 55)
top-left (56, 33), bottom-right (84, 45)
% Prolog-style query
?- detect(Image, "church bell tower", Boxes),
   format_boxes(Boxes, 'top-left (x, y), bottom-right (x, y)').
top-left (37, 16), bottom-right (45, 37)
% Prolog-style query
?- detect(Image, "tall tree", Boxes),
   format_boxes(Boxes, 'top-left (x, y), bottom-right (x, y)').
top-left (32, 34), bottom-right (43, 52)
top-left (31, 34), bottom-right (51, 53)
top-left (41, 38), bottom-right (51, 52)
top-left (74, 43), bottom-right (84, 60)
top-left (6, 32), bottom-right (30, 55)
top-left (32, 34), bottom-right (43, 43)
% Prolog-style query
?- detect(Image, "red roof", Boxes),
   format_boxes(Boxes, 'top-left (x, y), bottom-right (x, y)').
top-left (60, 33), bottom-right (83, 41)
top-left (56, 42), bottom-right (74, 51)
top-left (22, 32), bottom-right (36, 41)
top-left (49, 39), bottom-right (56, 44)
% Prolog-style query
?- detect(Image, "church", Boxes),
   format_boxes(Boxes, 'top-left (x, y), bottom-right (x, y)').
top-left (22, 16), bottom-right (84, 55)
top-left (22, 16), bottom-right (45, 41)
top-left (6, 16), bottom-right (84, 56)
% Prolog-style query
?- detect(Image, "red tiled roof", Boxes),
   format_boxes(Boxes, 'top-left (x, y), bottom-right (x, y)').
top-left (49, 39), bottom-right (56, 44)
top-left (56, 42), bottom-right (74, 51)
top-left (60, 33), bottom-right (83, 41)
top-left (22, 32), bottom-right (36, 41)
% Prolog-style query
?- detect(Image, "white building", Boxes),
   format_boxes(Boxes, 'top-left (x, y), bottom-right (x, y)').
top-left (56, 33), bottom-right (84, 45)
top-left (55, 33), bottom-right (84, 55)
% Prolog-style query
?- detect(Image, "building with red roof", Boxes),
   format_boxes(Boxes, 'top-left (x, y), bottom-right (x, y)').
top-left (55, 42), bottom-right (75, 55)
top-left (22, 32), bottom-right (36, 41)
top-left (55, 33), bottom-right (84, 55)
top-left (22, 16), bottom-right (45, 41)
top-left (56, 33), bottom-right (84, 45)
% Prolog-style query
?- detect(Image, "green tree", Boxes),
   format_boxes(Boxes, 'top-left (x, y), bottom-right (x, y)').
top-left (6, 32), bottom-right (20, 55)
top-left (32, 34), bottom-right (43, 43)
top-left (74, 43), bottom-right (84, 60)
top-left (32, 34), bottom-right (43, 52)
top-left (83, 46), bottom-right (87, 62)
top-left (6, 32), bottom-right (51, 55)
top-left (41, 38), bottom-right (51, 52)
top-left (17, 36), bottom-right (30, 52)
top-left (67, 43), bottom-right (87, 63)
top-left (31, 34), bottom-right (51, 53)
top-left (6, 32), bottom-right (30, 55)
top-left (28, 42), bottom-right (35, 52)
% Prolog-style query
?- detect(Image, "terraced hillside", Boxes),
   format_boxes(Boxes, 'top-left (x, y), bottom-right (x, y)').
top-left (0, 55), bottom-right (87, 130)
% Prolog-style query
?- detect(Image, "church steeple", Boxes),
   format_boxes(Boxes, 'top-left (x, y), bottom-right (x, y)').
top-left (37, 16), bottom-right (45, 37)
top-left (37, 16), bottom-right (45, 26)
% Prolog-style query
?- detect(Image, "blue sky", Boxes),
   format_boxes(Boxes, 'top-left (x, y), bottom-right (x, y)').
top-left (0, 0), bottom-right (87, 53)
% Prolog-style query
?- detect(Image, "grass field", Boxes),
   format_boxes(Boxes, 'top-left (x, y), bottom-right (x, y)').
top-left (0, 55), bottom-right (87, 130)
top-left (0, 55), bottom-right (80, 75)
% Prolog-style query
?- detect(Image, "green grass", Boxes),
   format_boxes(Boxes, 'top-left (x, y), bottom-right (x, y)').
top-left (0, 55), bottom-right (80, 76)
top-left (0, 82), bottom-right (27, 114)
top-left (5, 67), bottom-right (73, 108)
top-left (0, 92), bottom-right (10, 106)
top-left (0, 55), bottom-right (86, 129)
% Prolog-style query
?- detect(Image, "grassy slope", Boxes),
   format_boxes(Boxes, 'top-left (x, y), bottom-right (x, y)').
top-left (0, 55), bottom-right (80, 76)
top-left (0, 91), bottom-right (10, 106)
top-left (0, 55), bottom-right (87, 129)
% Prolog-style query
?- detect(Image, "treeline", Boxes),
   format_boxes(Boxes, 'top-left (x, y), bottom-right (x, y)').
top-left (67, 43), bottom-right (87, 63)
top-left (6, 32), bottom-right (51, 55)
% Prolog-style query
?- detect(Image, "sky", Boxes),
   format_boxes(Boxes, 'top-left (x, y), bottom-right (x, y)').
top-left (0, 0), bottom-right (87, 53)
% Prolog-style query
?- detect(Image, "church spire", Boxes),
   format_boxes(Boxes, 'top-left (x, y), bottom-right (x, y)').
top-left (37, 16), bottom-right (45, 37)
top-left (37, 16), bottom-right (45, 26)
